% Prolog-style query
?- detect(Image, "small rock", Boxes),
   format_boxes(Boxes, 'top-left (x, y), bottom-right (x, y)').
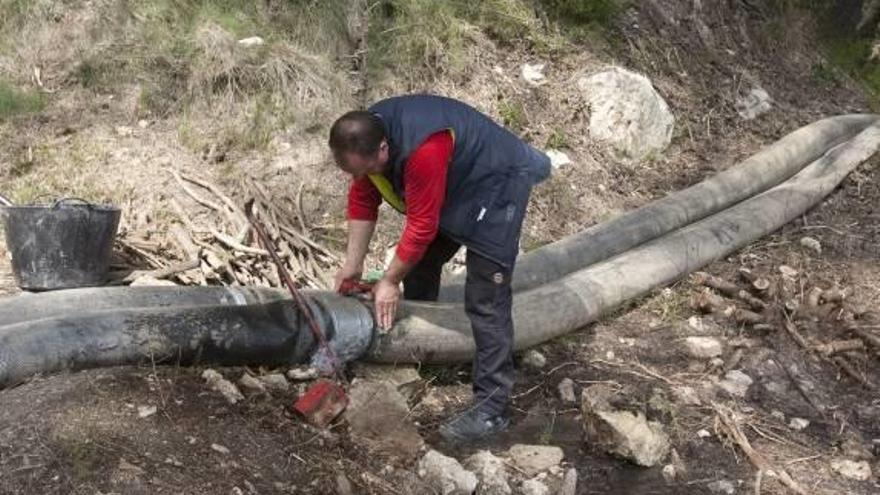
top-left (588, 410), bottom-right (670, 466)
top-left (830, 459), bottom-right (872, 480)
top-left (558, 378), bottom-right (577, 404)
top-left (506, 444), bottom-right (564, 477)
top-left (464, 450), bottom-right (511, 495)
top-left (770, 410), bottom-right (785, 421)
top-left (115, 125), bottom-right (133, 137)
top-left (521, 63), bottom-right (547, 86)
top-left (520, 477), bottom-right (550, 495)
top-left (202, 369), bottom-right (245, 404)
top-left (164, 456), bottom-right (183, 467)
top-left (259, 373), bottom-right (289, 392)
top-left (137, 119), bottom-right (150, 129)
top-left (684, 336), bottom-right (724, 359)
top-left (671, 385), bottom-right (701, 406)
top-left (799, 237), bottom-right (822, 255)
top-left (137, 405), bottom-right (157, 418)
top-left (345, 380), bottom-right (424, 461)
top-left (559, 468), bottom-right (578, 495)
top-left (522, 350), bottom-right (547, 370)
top-left (111, 458), bottom-right (146, 486)
top-left (735, 86), bottom-right (772, 120)
top-left (697, 429), bottom-right (712, 439)
top-left (546, 149), bottom-right (572, 169)
top-left (335, 473), bottom-right (354, 495)
top-left (211, 444), bottom-right (230, 455)
top-left (238, 36), bottom-right (265, 47)
top-left (788, 417), bottom-right (810, 431)
top-left (238, 373), bottom-right (267, 394)
top-left (707, 479), bottom-right (736, 494)
top-left (718, 370), bottom-right (753, 398)
top-left (287, 367), bottom-right (318, 381)
top-left (417, 450), bottom-right (478, 495)
top-left (662, 464), bottom-right (677, 482)
top-left (778, 265), bottom-right (798, 278)
top-left (709, 357), bottom-right (725, 369)
top-left (687, 316), bottom-right (706, 332)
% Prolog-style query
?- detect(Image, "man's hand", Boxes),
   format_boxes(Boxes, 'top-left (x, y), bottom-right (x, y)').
top-left (372, 278), bottom-right (401, 330)
top-left (334, 264), bottom-right (363, 292)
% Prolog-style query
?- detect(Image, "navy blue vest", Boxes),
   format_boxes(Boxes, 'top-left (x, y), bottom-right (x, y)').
top-left (369, 95), bottom-right (551, 267)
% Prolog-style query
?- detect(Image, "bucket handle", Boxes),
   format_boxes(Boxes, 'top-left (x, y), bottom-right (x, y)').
top-left (51, 197), bottom-right (95, 209)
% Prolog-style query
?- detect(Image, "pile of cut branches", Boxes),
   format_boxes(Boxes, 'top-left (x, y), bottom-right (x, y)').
top-left (113, 171), bottom-right (339, 290)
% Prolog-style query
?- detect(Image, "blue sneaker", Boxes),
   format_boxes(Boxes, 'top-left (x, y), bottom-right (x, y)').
top-left (438, 407), bottom-right (510, 443)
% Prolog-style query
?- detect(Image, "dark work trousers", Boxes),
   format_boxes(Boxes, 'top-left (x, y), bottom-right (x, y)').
top-left (403, 234), bottom-right (515, 416)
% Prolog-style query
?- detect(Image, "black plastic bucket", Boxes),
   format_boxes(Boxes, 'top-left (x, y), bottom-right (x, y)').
top-left (2, 199), bottom-right (121, 290)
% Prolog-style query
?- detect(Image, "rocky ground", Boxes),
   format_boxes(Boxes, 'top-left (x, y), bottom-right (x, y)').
top-left (2, 1), bottom-right (880, 494)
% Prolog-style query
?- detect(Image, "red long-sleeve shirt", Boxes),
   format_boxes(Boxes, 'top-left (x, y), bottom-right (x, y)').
top-left (347, 130), bottom-right (454, 264)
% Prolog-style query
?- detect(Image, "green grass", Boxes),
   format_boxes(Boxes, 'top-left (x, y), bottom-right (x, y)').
top-left (498, 99), bottom-right (527, 131)
top-left (537, 0), bottom-right (626, 41)
top-left (0, 80), bottom-right (44, 120)
top-left (821, 36), bottom-right (880, 106)
top-left (540, 0), bottom-right (622, 24)
top-left (546, 127), bottom-right (571, 149)
top-left (1, 0), bottom-right (351, 150)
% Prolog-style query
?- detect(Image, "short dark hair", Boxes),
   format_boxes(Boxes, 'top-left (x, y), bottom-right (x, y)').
top-left (328, 111), bottom-right (385, 157)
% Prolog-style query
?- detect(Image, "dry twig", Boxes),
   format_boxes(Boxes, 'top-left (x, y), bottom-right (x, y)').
top-left (713, 405), bottom-right (807, 495)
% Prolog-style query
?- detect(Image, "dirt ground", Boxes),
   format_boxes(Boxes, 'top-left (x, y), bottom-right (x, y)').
top-left (1, 1), bottom-right (880, 494)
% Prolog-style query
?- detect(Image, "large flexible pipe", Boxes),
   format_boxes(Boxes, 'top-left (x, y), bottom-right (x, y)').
top-left (0, 286), bottom-right (290, 327)
top-left (0, 290), bottom-right (373, 388)
top-left (438, 114), bottom-right (877, 300)
top-left (371, 122), bottom-right (880, 363)
top-left (0, 117), bottom-right (878, 387)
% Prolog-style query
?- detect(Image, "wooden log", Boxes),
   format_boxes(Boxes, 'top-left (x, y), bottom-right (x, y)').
top-left (693, 271), bottom-right (741, 298)
top-left (849, 326), bottom-right (880, 350)
top-left (813, 339), bottom-right (865, 356)
top-left (736, 268), bottom-right (771, 293)
top-left (738, 289), bottom-right (768, 311)
top-left (691, 288), bottom-right (728, 313)
top-left (732, 308), bottom-right (765, 325)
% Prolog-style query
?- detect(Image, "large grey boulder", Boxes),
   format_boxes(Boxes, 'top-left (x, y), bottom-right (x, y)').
top-left (581, 385), bottom-right (671, 467)
top-left (345, 380), bottom-right (424, 461)
top-left (578, 66), bottom-right (674, 160)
